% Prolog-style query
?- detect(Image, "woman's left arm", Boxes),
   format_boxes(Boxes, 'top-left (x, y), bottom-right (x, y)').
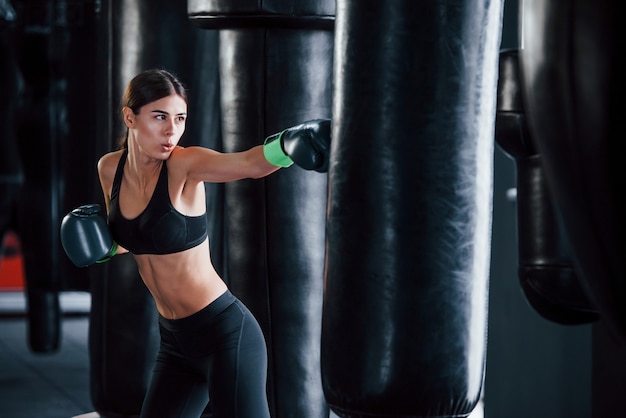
top-left (176, 145), bottom-right (280, 184)
top-left (179, 119), bottom-right (331, 184)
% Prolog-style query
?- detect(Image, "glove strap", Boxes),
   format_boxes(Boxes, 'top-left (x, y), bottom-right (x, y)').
top-left (96, 242), bottom-right (118, 264)
top-left (263, 131), bottom-right (294, 168)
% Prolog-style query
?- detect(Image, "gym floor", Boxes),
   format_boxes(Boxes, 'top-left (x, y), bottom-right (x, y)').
top-left (0, 292), bottom-right (95, 418)
top-left (0, 291), bottom-right (484, 418)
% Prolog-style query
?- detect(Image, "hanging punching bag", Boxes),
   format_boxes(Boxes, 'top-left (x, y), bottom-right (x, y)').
top-left (494, 49), bottom-right (599, 325)
top-left (89, 1), bottom-right (219, 416)
top-left (0, 1), bottom-right (22, 246)
top-left (12, 0), bottom-right (98, 354)
top-left (14, 0), bottom-right (62, 353)
top-left (519, 0), bottom-right (625, 341)
top-left (322, 1), bottom-right (503, 416)
top-left (189, 1), bottom-right (334, 417)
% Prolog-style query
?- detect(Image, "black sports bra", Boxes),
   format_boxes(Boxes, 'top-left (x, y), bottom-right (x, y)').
top-left (108, 150), bottom-right (208, 255)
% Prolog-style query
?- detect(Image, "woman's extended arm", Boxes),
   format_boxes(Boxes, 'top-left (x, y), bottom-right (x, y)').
top-left (180, 119), bottom-right (331, 184)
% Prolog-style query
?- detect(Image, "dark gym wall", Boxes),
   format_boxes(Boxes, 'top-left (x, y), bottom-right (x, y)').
top-left (484, 1), bottom-right (592, 417)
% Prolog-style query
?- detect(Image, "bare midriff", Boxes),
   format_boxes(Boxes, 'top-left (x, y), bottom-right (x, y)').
top-left (133, 238), bottom-right (228, 320)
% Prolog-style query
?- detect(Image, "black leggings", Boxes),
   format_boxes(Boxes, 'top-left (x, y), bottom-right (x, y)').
top-left (140, 290), bottom-right (270, 418)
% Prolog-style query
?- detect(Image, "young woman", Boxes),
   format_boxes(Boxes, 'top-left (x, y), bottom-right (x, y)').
top-left (62, 68), bottom-right (329, 417)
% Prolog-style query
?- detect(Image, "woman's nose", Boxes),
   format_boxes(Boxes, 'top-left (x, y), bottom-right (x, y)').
top-left (165, 118), bottom-right (177, 135)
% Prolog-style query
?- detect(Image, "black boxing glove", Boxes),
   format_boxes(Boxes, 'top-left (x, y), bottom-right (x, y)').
top-left (60, 204), bottom-right (117, 267)
top-left (263, 119), bottom-right (331, 173)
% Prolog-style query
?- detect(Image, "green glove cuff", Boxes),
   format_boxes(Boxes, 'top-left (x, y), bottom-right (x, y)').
top-left (96, 241), bottom-right (118, 264)
top-left (263, 131), bottom-right (294, 168)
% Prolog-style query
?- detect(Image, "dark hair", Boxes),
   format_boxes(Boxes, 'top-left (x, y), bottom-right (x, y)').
top-left (118, 68), bottom-right (188, 149)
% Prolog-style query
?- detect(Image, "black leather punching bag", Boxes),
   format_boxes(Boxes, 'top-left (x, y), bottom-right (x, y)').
top-left (495, 49), bottom-right (600, 325)
top-left (89, 2), bottom-right (219, 416)
top-left (13, 0), bottom-right (99, 352)
top-left (518, 1), bottom-right (625, 341)
top-left (189, 2), bottom-right (334, 417)
top-left (322, 1), bottom-right (503, 417)
top-left (0, 0), bottom-right (22, 248)
top-left (12, 0), bottom-right (62, 353)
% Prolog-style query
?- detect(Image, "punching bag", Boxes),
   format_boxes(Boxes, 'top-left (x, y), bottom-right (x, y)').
top-left (518, 1), bottom-right (624, 340)
top-left (89, 1), bottom-right (219, 416)
top-left (494, 49), bottom-right (599, 325)
top-left (13, 0), bottom-right (61, 353)
top-left (9, 0), bottom-right (100, 354)
top-left (0, 0), bottom-right (22, 246)
top-left (189, 1), bottom-right (334, 417)
top-left (322, 1), bottom-right (503, 416)
top-left (12, 0), bottom-right (98, 352)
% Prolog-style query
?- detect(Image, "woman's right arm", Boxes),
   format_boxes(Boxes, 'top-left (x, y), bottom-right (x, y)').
top-left (97, 152), bottom-right (129, 255)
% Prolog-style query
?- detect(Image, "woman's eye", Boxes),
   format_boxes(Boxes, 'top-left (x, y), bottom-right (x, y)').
top-left (156, 114), bottom-right (166, 120)
top-left (177, 116), bottom-right (186, 123)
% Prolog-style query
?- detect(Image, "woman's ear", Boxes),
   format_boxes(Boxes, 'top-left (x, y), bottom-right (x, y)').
top-left (122, 107), bottom-right (135, 127)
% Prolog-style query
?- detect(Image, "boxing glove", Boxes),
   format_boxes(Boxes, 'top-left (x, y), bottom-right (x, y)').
top-left (263, 119), bottom-right (331, 172)
top-left (60, 204), bottom-right (118, 267)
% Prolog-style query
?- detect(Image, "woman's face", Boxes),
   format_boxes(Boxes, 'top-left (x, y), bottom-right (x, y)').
top-left (124, 94), bottom-right (187, 158)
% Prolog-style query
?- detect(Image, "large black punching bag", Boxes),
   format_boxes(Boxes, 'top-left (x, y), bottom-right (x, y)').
top-left (89, 2), bottom-right (219, 416)
top-left (12, 0), bottom-right (99, 353)
top-left (494, 49), bottom-right (599, 325)
top-left (322, 1), bottom-right (503, 417)
top-left (13, 0), bottom-right (62, 353)
top-left (0, 0), bottom-right (22, 247)
top-left (518, 1), bottom-right (625, 341)
top-left (188, 1), bottom-right (334, 417)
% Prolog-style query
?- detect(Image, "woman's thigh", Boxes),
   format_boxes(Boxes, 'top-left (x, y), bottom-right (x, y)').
top-left (140, 356), bottom-right (209, 418)
top-left (208, 300), bottom-right (269, 418)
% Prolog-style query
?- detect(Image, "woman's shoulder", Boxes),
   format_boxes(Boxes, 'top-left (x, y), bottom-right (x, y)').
top-left (166, 145), bottom-right (215, 185)
top-left (166, 145), bottom-right (195, 170)
top-left (97, 149), bottom-right (124, 178)
top-left (98, 149), bottom-right (124, 165)
top-left (167, 144), bottom-right (220, 167)
top-left (166, 145), bottom-right (195, 177)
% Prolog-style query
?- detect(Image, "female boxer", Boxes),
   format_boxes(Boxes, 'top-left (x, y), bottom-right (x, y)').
top-left (64, 68), bottom-right (329, 417)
